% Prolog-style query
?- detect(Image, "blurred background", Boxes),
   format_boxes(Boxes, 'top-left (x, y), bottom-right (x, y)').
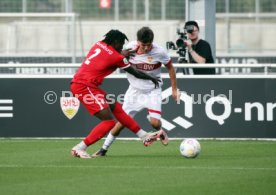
top-left (0, 0), bottom-right (275, 65)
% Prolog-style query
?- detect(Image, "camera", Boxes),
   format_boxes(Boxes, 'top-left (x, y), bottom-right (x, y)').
top-left (166, 25), bottom-right (194, 63)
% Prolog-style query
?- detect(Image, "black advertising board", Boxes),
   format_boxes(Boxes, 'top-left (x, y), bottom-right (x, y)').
top-left (0, 77), bottom-right (275, 138)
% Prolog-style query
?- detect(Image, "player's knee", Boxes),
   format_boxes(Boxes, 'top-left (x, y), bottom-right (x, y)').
top-left (95, 108), bottom-right (114, 120)
top-left (150, 118), bottom-right (162, 130)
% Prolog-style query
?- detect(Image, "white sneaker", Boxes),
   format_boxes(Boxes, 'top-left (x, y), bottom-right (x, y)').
top-left (159, 129), bottom-right (169, 146)
top-left (142, 130), bottom-right (162, 147)
top-left (71, 145), bottom-right (91, 159)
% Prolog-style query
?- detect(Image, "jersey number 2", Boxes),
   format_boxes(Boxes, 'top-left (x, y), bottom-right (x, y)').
top-left (84, 48), bottom-right (101, 65)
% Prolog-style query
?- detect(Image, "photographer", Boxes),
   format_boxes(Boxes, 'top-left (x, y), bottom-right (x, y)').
top-left (183, 21), bottom-right (215, 75)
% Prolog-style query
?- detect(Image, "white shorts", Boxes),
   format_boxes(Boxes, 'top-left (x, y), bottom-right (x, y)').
top-left (122, 86), bottom-right (162, 120)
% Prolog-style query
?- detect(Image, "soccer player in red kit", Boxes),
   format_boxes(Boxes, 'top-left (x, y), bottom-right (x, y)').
top-left (70, 29), bottom-right (168, 158)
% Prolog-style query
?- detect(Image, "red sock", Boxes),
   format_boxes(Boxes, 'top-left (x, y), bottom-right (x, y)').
top-left (83, 119), bottom-right (116, 146)
top-left (112, 102), bottom-right (140, 134)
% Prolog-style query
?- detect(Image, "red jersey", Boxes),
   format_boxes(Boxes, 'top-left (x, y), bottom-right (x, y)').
top-left (72, 41), bottom-right (130, 86)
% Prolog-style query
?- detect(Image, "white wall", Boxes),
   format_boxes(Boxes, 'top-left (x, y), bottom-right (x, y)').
top-left (0, 21), bottom-right (276, 55)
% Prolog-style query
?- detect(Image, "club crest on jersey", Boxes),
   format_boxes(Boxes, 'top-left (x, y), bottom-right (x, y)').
top-left (60, 97), bottom-right (80, 120)
top-left (123, 58), bottom-right (129, 64)
top-left (147, 56), bottom-right (153, 63)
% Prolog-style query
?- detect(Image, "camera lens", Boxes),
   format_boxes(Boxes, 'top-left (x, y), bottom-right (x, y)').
top-left (176, 39), bottom-right (185, 48)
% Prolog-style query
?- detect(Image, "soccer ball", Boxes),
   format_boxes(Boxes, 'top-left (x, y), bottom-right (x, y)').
top-left (179, 138), bottom-right (201, 158)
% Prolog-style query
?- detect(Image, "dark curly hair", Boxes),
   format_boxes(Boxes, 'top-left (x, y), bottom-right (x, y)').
top-left (102, 29), bottom-right (129, 45)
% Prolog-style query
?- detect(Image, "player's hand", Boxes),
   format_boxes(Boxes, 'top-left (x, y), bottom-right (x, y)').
top-left (172, 88), bottom-right (181, 103)
top-left (151, 77), bottom-right (161, 88)
top-left (121, 48), bottom-right (135, 59)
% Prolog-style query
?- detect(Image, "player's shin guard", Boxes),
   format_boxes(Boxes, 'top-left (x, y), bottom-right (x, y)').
top-left (83, 119), bottom-right (116, 146)
top-left (112, 102), bottom-right (140, 134)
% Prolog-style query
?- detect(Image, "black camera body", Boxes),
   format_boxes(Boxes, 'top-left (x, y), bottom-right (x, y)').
top-left (166, 25), bottom-right (194, 63)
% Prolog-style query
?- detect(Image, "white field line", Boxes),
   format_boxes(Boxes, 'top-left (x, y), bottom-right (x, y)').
top-left (0, 164), bottom-right (275, 171)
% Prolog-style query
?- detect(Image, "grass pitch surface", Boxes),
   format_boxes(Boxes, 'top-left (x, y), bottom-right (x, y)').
top-left (0, 139), bottom-right (275, 195)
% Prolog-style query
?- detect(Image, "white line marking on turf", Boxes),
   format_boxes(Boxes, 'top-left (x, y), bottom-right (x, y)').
top-left (0, 164), bottom-right (275, 171)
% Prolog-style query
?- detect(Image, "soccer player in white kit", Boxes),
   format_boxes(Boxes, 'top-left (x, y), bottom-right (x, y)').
top-left (93, 27), bottom-right (179, 157)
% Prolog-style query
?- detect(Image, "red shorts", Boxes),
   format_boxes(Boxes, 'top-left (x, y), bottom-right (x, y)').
top-left (71, 82), bottom-right (109, 115)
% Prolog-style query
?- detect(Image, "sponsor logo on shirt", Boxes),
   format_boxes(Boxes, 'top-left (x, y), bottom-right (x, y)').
top-left (134, 63), bottom-right (161, 71)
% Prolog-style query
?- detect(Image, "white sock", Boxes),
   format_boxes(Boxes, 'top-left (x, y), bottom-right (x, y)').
top-left (102, 132), bottom-right (116, 150)
top-left (78, 141), bottom-right (87, 150)
top-left (136, 129), bottom-right (147, 138)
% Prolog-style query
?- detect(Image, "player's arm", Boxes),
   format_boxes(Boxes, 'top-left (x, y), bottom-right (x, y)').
top-left (165, 62), bottom-right (179, 101)
top-left (124, 66), bottom-right (160, 88)
top-left (121, 48), bottom-right (135, 60)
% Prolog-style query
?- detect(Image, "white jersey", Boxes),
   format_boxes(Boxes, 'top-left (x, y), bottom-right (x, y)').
top-left (125, 41), bottom-right (172, 91)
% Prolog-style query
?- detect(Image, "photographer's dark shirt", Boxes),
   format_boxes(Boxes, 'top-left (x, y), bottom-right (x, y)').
top-left (189, 39), bottom-right (215, 74)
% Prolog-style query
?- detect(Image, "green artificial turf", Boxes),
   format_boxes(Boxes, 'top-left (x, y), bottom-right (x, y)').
top-left (0, 139), bottom-right (275, 195)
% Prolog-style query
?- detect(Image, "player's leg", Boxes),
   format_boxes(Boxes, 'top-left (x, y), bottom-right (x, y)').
top-left (92, 121), bottom-right (125, 157)
top-left (72, 108), bottom-right (116, 158)
top-left (70, 83), bottom-right (116, 158)
top-left (93, 105), bottom-right (143, 157)
top-left (110, 85), bottom-right (166, 146)
top-left (92, 87), bottom-right (166, 157)
top-left (92, 100), bottom-right (163, 157)
top-left (148, 116), bottom-right (168, 146)
top-left (149, 117), bottom-right (162, 130)
top-left (83, 108), bottom-right (116, 146)
top-left (147, 88), bottom-right (169, 145)
top-left (92, 87), bottom-right (139, 157)
top-left (110, 102), bottom-right (162, 146)
top-left (103, 121), bottom-right (124, 149)
top-left (92, 86), bottom-right (142, 157)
